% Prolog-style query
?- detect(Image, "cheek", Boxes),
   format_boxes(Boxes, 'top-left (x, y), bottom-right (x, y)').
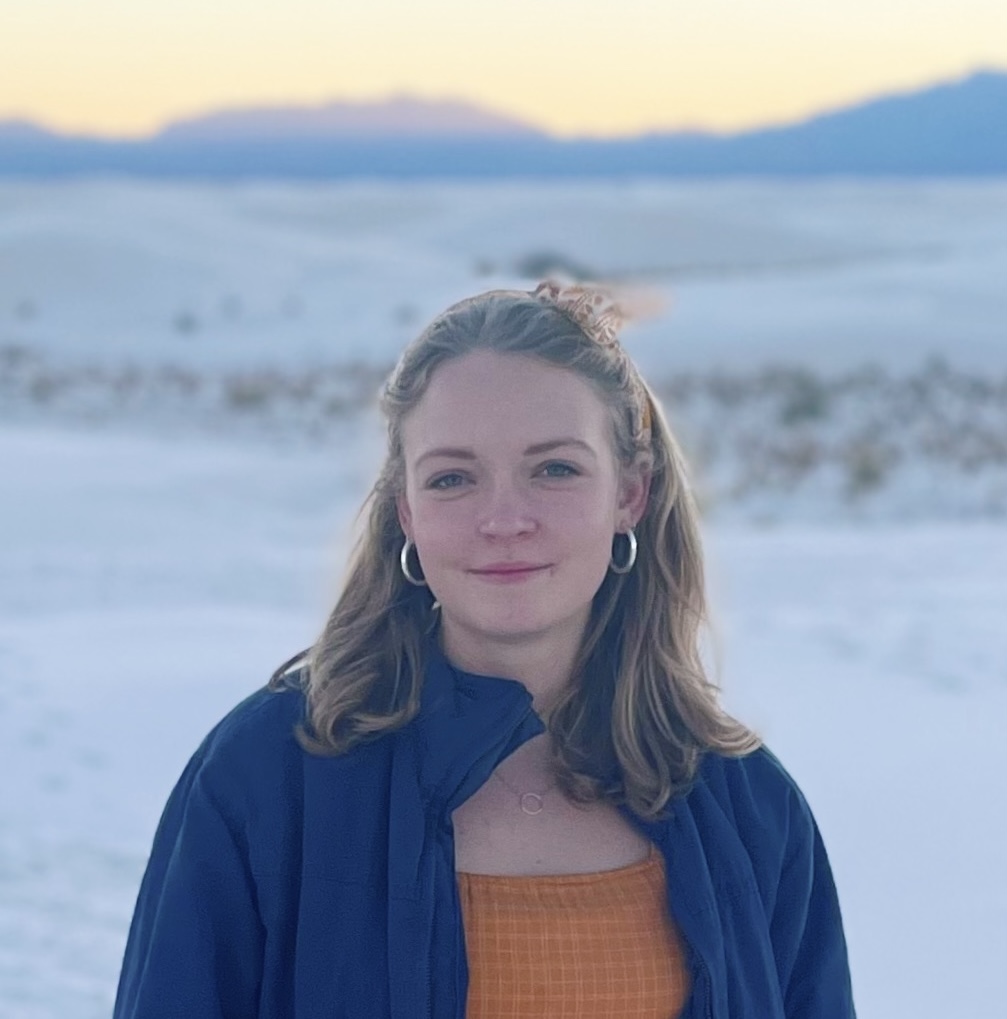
top-left (551, 489), bottom-right (619, 536)
top-left (408, 498), bottom-right (470, 552)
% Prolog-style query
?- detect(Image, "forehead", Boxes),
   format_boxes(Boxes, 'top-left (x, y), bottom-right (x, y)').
top-left (403, 351), bottom-right (611, 452)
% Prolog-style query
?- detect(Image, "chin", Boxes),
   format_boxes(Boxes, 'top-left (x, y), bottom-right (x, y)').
top-left (441, 601), bottom-right (587, 646)
top-left (451, 612), bottom-right (545, 640)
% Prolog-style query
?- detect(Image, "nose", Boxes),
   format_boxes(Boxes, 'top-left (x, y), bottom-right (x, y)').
top-left (476, 480), bottom-right (537, 540)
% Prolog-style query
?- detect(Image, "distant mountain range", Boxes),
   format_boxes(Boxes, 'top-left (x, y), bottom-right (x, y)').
top-left (154, 95), bottom-right (544, 141)
top-left (2, 70), bottom-right (1005, 178)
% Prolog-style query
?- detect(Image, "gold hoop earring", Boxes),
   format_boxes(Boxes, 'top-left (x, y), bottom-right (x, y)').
top-left (609, 528), bottom-right (637, 574)
top-left (400, 539), bottom-right (428, 587)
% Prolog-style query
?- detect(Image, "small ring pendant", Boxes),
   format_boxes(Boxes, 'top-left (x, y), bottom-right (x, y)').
top-left (520, 793), bottom-right (544, 815)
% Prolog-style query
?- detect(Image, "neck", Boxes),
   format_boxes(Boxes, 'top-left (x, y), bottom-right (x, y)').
top-left (438, 613), bottom-right (587, 718)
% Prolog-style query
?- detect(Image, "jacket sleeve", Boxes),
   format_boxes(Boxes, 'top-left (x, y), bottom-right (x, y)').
top-left (113, 751), bottom-right (265, 1019)
top-left (769, 776), bottom-right (857, 1018)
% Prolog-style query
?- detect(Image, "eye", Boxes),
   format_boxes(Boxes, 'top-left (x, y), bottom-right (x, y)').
top-left (538, 461), bottom-right (580, 479)
top-left (427, 471), bottom-right (467, 490)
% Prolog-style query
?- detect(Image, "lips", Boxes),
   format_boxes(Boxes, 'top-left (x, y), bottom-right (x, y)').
top-left (471, 562), bottom-right (549, 574)
top-left (469, 562), bottom-right (551, 582)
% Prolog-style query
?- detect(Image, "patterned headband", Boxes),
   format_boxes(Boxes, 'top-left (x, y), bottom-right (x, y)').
top-left (532, 279), bottom-right (653, 442)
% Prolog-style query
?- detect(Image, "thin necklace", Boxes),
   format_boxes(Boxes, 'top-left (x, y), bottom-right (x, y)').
top-left (491, 768), bottom-right (558, 816)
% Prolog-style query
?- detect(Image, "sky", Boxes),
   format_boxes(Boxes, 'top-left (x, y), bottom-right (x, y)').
top-left (3, 0), bottom-right (1007, 138)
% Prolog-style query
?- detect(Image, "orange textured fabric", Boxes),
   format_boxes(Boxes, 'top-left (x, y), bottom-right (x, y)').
top-left (457, 846), bottom-right (689, 1019)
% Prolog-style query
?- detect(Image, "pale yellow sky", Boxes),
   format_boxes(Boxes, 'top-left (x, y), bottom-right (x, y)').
top-left (3, 1), bottom-right (1006, 138)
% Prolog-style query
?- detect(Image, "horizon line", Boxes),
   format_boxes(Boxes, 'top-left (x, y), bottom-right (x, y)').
top-left (3, 64), bottom-right (1004, 145)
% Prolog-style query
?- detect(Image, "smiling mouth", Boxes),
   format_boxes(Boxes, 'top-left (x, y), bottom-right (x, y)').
top-left (469, 564), bottom-right (551, 580)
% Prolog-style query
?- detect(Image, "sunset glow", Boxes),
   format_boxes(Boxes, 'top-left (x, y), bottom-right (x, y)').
top-left (3, 0), bottom-right (1005, 137)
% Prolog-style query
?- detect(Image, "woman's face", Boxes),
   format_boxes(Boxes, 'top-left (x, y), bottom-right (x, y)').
top-left (397, 350), bottom-right (648, 653)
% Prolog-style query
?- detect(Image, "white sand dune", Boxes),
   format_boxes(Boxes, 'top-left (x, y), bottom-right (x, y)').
top-left (2, 179), bottom-right (1005, 372)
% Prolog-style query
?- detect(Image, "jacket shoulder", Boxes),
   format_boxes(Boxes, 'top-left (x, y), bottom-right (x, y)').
top-left (685, 745), bottom-right (823, 912)
top-left (197, 682), bottom-right (304, 760)
top-left (694, 744), bottom-right (814, 832)
top-left (180, 682), bottom-right (310, 816)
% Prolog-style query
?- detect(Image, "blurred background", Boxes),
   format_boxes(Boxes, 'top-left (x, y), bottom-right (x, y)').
top-left (2, 3), bottom-right (1006, 1016)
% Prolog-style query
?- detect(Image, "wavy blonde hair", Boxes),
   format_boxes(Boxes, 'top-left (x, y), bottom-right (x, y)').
top-left (270, 287), bottom-right (759, 818)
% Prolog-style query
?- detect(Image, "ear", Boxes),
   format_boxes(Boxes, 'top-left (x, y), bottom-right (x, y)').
top-left (396, 492), bottom-right (414, 541)
top-left (617, 457), bottom-right (652, 529)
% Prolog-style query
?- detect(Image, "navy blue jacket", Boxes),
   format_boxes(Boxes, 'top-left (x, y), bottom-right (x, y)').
top-left (114, 649), bottom-right (856, 1018)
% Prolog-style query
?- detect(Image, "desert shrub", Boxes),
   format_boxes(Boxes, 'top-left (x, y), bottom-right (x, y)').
top-left (843, 440), bottom-right (897, 497)
top-left (707, 371), bottom-right (749, 407)
top-left (173, 310), bottom-right (199, 334)
top-left (513, 251), bottom-right (596, 281)
top-left (224, 375), bottom-right (274, 410)
top-left (779, 370), bottom-right (829, 425)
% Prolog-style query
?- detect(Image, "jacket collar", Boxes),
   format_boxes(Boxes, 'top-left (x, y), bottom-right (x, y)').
top-left (410, 637), bottom-right (546, 812)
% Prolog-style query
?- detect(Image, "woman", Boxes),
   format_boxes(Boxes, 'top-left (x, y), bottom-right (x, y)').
top-left (114, 282), bottom-right (856, 1018)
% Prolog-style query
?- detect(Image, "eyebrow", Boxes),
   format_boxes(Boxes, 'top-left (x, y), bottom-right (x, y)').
top-left (414, 438), bottom-right (598, 469)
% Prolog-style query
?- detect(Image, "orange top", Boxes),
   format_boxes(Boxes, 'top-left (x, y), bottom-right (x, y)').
top-left (457, 846), bottom-right (690, 1019)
